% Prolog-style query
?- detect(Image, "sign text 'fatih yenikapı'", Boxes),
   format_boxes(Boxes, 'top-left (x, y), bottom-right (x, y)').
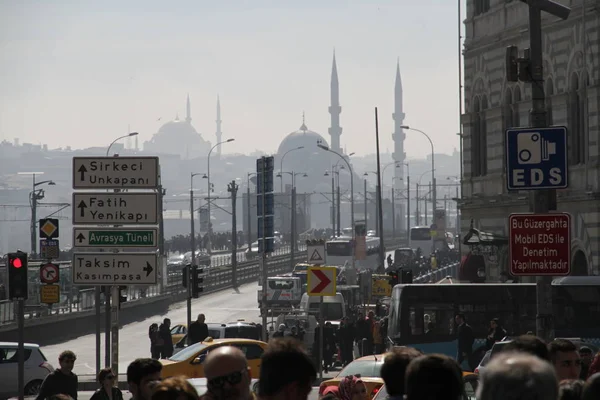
top-left (72, 253), bottom-right (158, 285)
top-left (73, 228), bottom-right (158, 248)
top-left (72, 192), bottom-right (158, 225)
top-left (509, 213), bottom-right (571, 276)
top-left (72, 156), bottom-right (159, 189)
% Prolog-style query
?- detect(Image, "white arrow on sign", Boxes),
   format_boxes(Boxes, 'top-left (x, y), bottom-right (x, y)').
top-left (72, 192), bottom-right (158, 225)
top-left (73, 156), bottom-right (159, 189)
top-left (72, 253), bottom-right (158, 285)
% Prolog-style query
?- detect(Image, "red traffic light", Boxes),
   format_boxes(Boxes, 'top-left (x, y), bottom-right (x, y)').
top-left (11, 258), bottom-right (23, 268)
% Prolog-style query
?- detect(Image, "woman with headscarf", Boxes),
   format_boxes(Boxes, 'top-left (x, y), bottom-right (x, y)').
top-left (272, 324), bottom-right (286, 338)
top-left (338, 375), bottom-right (368, 400)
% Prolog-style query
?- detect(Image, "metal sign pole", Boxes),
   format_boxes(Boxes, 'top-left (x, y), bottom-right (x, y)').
top-left (95, 287), bottom-right (101, 375)
top-left (318, 296), bottom-right (324, 380)
top-left (17, 299), bottom-right (25, 400)
top-left (260, 159), bottom-right (268, 341)
top-left (111, 286), bottom-right (119, 376)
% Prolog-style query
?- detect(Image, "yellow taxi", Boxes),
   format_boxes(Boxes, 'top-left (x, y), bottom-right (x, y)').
top-left (319, 354), bottom-right (386, 399)
top-left (170, 324), bottom-right (187, 345)
top-left (160, 338), bottom-right (268, 379)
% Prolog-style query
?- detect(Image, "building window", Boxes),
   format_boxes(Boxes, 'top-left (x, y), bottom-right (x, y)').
top-left (546, 79), bottom-right (554, 126)
top-left (568, 73), bottom-right (584, 165)
top-left (471, 97), bottom-right (481, 177)
top-left (470, 96), bottom-right (488, 177)
top-left (474, 0), bottom-right (491, 16)
top-left (479, 96), bottom-right (488, 176)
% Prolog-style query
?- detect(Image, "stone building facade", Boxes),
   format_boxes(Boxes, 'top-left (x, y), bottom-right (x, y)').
top-left (460, 0), bottom-right (600, 279)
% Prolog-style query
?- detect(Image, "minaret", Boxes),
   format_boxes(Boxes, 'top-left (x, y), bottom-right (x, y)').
top-left (328, 51), bottom-right (342, 153)
top-left (215, 95), bottom-right (222, 157)
top-left (186, 94), bottom-right (192, 123)
top-left (392, 60), bottom-right (407, 227)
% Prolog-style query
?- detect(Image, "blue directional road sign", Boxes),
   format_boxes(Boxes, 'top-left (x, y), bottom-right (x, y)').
top-left (505, 126), bottom-right (568, 190)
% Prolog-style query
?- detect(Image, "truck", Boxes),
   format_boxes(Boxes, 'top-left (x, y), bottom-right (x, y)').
top-left (258, 276), bottom-right (302, 309)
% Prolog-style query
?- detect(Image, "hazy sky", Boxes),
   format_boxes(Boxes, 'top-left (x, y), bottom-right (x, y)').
top-left (0, 0), bottom-right (465, 157)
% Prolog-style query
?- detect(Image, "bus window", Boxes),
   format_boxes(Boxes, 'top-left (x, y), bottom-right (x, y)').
top-left (409, 304), bottom-right (455, 338)
top-left (326, 242), bottom-right (352, 256)
top-left (268, 280), bottom-right (294, 290)
top-left (410, 228), bottom-right (431, 241)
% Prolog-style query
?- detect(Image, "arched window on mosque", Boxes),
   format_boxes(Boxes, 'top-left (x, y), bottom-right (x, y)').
top-left (567, 72), bottom-right (585, 165)
top-left (470, 95), bottom-right (488, 177)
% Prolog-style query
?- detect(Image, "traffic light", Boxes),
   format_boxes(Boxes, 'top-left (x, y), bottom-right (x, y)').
top-left (401, 270), bottom-right (413, 284)
top-left (388, 270), bottom-right (399, 287)
top-left (7, 251), bottom-right (28, 300)
top-left (182, 264), bottom-right (190, 288)
top-left (191, 266), bottom-right (204, 298)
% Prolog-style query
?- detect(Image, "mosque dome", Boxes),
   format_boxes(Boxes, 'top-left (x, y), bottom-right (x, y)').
top-left (143, 97), bottom-right (211, 158)
top-left (277, 121), bottom-right (329, 155)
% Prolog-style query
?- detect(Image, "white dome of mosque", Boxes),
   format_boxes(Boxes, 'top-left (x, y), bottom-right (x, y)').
top-left (277, 121), bottom-right (329, 155)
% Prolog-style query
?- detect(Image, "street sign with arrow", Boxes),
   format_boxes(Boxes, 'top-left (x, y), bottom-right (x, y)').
top-left (72, 252), bottom-right (158, 285)
top-left (72, 156), bottom-right (159, 189)
top-left (72, 192), bottom-right (158, 225)
top-left (73, 228), bottom-right (158, 248)
top-left (307, 267), bottom-right (337, 296)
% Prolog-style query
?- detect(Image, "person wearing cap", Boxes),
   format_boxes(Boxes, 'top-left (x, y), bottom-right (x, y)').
top-left (320, 386), bottom-right (339, 400)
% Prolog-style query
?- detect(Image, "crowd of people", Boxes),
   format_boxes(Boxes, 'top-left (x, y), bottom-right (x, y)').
top-left (33, 333), bottom-right (600, 400)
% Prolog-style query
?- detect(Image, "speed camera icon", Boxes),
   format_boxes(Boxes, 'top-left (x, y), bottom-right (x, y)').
top-left (516, 132), bottom-right (557, 165)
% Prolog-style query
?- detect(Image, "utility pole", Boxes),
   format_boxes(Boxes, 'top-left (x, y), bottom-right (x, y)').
top-left (336, 185), bottom-right (341, 236)
top-left (247, 176), bottom-right (252, 248)
top-left (290, 184), bottom-right (296, 269)
top-left (406, 175), bottom-right (411, 235)
top-left (374, 108), bottom-right (385, 269)
top-left (364, 178), bottom-right (368, 231)
top-left (228, 180), bottom-right (239, 287)
top-left (391, 187), bottom-right (396, 238)
top-left (506, 0), bottom-right (570, 342)
top-left (331, 172), bottom-right (336, 234)
top-left (415, 183), bottom-right (420, 226)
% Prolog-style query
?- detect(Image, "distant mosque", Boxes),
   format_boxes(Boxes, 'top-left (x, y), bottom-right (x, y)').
top-left (143, 95), bottom-right (213, 158)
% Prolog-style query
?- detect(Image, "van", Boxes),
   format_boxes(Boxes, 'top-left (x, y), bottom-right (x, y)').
top-left (299, 292), bottom-right (346, 326)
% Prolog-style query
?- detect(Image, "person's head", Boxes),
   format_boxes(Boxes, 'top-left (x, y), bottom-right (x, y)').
top-left (98, 367), bottom-right (116, 389)
top-left (197, 314), bottom-right (206, 323)
top-left (151, 376), bottom-right (198, 400)
top-left (579, 346), bottom-right (593, 366)
top-left (58, 350), bottom-right (76, 374)
top-left (476, 351), bottom-right (558, 400)
top-left (204, 346), bottom-right (251, 400)
top-left (379, 346), bottom-right (423, 397)
top-left (259, 337), bottom-right (317, 400)
top-left (499, 335), bottom-right (550, 362)
top-left (558, 379), bottom-right (584, 400)
top-left (321, 386), bottom-right (339, 399)
top-left (127, 358), bottom-right (163, 400)
top-left (163, 318), bottom-right (171, 327)
top-left (490, 318), bottom-right (500, 329)
top-left (278, 324), bottom-right (286, 332)
top-left (454, 313), bottom-right (465, 325)
top-left (548, 339), bottom-right (581, 381)
top-left (404, 354), bottom-right (463, 400)
top-left (582, 372), bottom-right (600, 400)
top-left (338, 376), bottom-right (367, 400)
top-left (367, 311), bottom-right (374, 319)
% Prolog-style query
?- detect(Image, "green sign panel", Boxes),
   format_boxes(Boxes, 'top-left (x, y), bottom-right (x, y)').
top-left (73, 228), bottom-right (158, 248)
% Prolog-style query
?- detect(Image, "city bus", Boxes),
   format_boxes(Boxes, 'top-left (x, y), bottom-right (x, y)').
top-left (409, 226), bottom-right (433, 255)
top-left (386, 277), bottom-right (600, 367)
top-left (325, 236), bottom-right (381, 269)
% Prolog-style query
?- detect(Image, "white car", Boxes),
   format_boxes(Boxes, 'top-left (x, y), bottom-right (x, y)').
top-left (0, 342), bottom-right (54, 397)
top-left (188, 377), bottom-right (259, 396)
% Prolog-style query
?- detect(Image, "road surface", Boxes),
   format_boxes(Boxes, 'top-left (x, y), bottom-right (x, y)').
top-left (42, 282), bottom-right (263, 376)
top-left (43, 250), bottom-right (396, 376)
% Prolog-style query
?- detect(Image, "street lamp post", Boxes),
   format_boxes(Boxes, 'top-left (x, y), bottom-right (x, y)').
top-left (405, 163), bottom-right (410, 235)
top-left (18, 172), bottom-right (56, 256)
top-left (317, 144), bottom-right (354, 269)
top-left (106, 132), bottom-right (138, 157)
top-left (277, 171), bottom-right (307, 268)
top-left (207, 139), bottom-right (235, 255)
top-left (279, 147), bottom-right (304, 193)
top-left (401, 126), bottom-right (436, 212)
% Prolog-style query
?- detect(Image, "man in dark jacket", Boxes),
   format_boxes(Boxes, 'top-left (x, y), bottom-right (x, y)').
top-left (36, 350), bottom-right (78, 400)
top-left (158, 318), bottom-right (173, 358)
top-left (188, 313), bottom-right (209, 344)
top-left (455, 313), bottom-right (475, 370)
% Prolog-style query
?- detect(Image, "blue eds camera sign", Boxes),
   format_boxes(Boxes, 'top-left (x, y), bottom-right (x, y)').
top-left (505, 126), bottom-right (568, 190)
